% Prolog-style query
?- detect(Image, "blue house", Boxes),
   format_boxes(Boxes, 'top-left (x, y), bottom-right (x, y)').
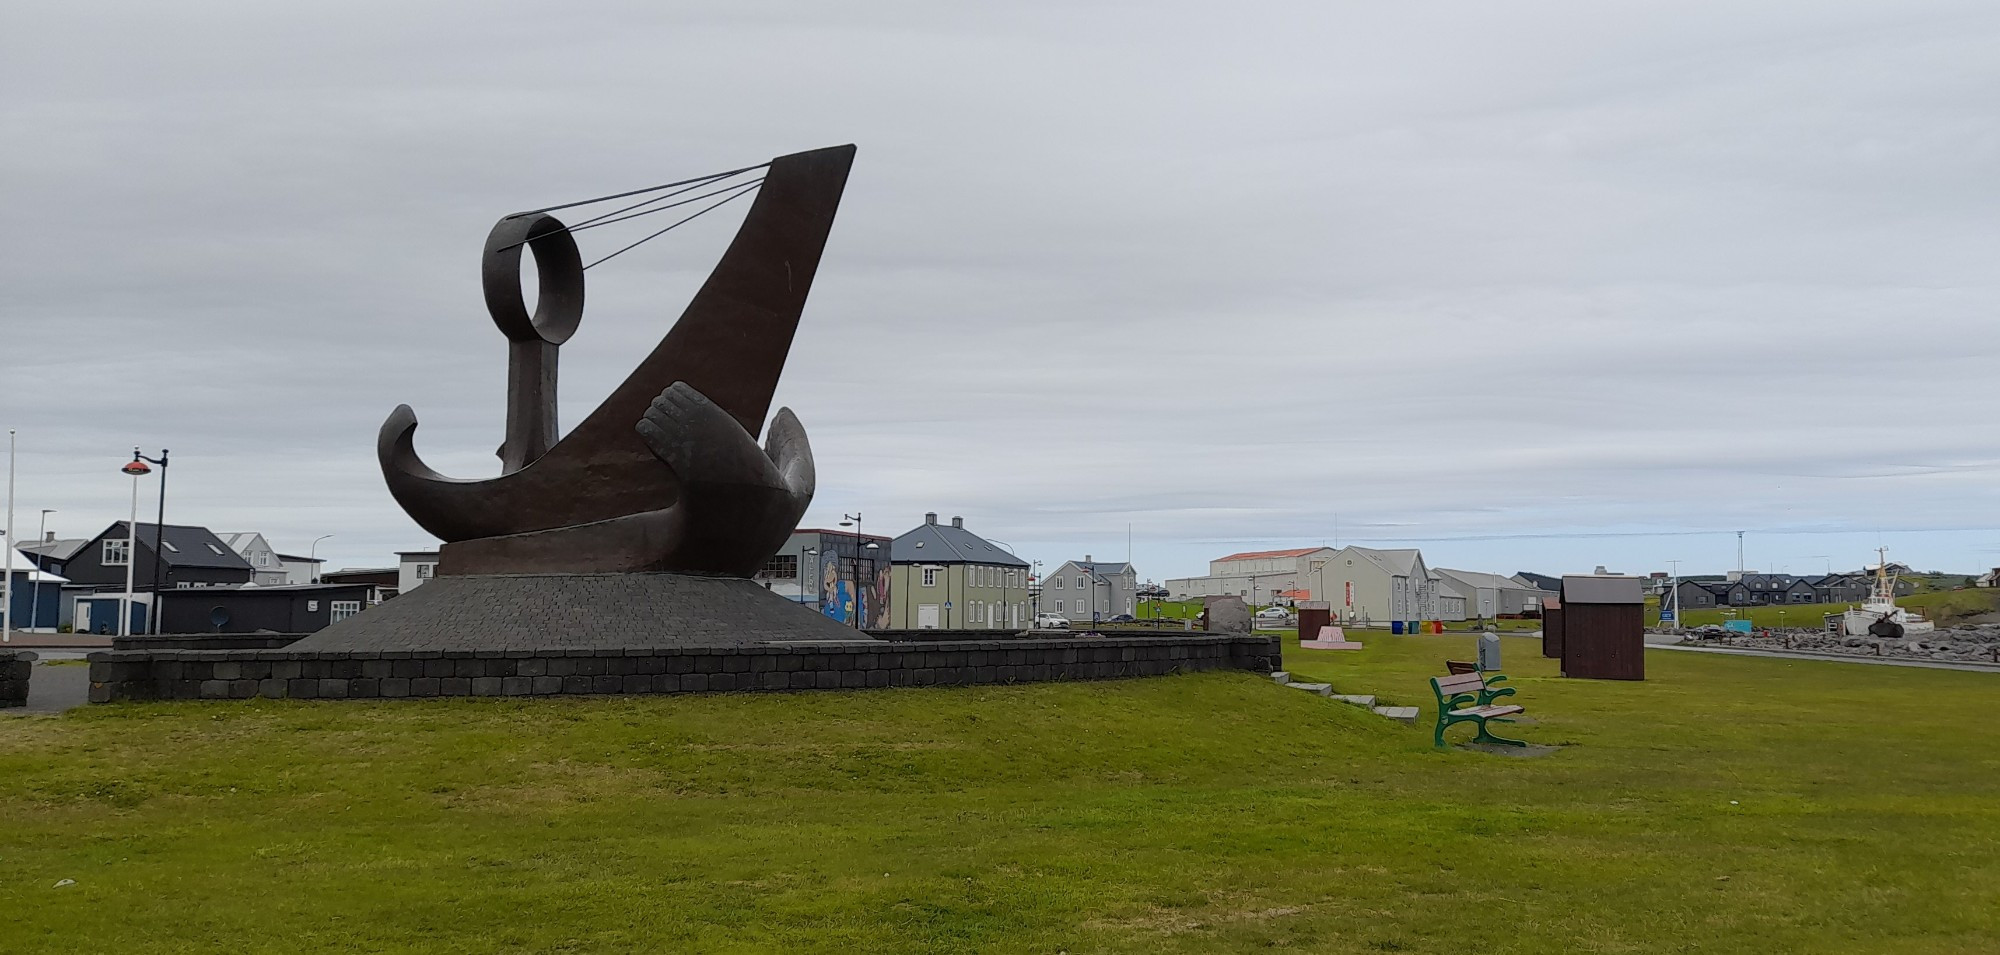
top-left (4, 548), bottom-right (69, 633)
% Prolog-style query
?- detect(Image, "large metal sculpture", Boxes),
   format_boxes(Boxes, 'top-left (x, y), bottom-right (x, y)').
top-left (379, 144), bottom-right (855, 578)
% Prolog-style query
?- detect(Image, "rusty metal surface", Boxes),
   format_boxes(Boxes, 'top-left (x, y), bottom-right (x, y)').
top-left (375, 144), bottom-right (854, 577)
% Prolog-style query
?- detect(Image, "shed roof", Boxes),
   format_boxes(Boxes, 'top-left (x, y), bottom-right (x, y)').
top-left (6, 547), bottom-right (69, 582)
top-left (1561, 575), bottom-right (1644, 604)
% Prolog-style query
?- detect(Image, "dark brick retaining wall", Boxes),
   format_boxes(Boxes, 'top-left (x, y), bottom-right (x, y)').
top-left (112, 633), bottom-right (308, 651)
top-left (87, 635), bottom-right (1281, 703)
top-left (2, 650), bottom-right (36, 707)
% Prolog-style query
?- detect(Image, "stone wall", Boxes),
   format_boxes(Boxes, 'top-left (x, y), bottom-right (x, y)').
top-left (1, 650), bottom-right (36, 707)
top-left (88, 634), bottom-right (1283, 703)
top-left (112, 633), bottom-right (309, 651)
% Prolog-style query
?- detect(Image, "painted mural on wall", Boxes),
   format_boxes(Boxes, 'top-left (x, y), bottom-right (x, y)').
top-left (816, 555), bottom-right (891, 628)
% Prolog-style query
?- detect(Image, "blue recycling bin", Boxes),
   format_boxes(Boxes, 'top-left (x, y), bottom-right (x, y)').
top-left (1391, 620), bottom-right (1404, 634)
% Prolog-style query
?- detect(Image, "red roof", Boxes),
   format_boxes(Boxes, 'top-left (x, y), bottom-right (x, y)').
top-left (1276, 589), bottom-right (1311, 598)
top-left (1216, 547), bottom-right (1321, 562)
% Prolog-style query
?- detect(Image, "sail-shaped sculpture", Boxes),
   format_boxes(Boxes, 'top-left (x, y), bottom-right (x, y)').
top-left (379, 144), bottom-right (855, 578)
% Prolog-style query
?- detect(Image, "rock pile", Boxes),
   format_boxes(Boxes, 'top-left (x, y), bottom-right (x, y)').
top-left (1674, 624), bottom-right (2000, 664)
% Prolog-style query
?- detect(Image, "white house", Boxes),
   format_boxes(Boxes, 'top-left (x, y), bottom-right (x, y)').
top-left (1165, 547), bottom-right (1339, 604)
top-left (1434, 568), bottom-right (1548, 621)
top-left (398, 550), bottom-right (439, 593)
top-left (215, 532), bottom-right (291, 586)
top-left (1300, 545), bottom-right (1439, 624)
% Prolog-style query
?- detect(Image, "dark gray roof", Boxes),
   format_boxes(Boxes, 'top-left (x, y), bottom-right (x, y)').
top-left (1075, 560), bottom-right (1132, 578)
top-left (18, 537), bottom-right (88, 562)
top-left (102, 522), bottom-right (256, 570)
top-left (890, 522), bottom-right (1028, 566)
top-left (1512, 571), bottom-right (1563, 592)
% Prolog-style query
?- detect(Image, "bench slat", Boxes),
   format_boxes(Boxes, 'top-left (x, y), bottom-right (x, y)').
top-left (1434, 674), bottom-right (1486, 694)
top-left (1449, 704), bottom-right (1523, 719)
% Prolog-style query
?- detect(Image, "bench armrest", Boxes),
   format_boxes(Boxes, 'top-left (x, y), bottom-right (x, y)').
top-left (1482, 673), bottom-right (1510, 686)
top-left (1477, 685), bottom-right (1517, 705)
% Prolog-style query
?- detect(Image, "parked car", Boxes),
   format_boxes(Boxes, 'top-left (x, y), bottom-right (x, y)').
top-left (1033, 612), bottom-right (1070, 629)
top-left (1107, 614), bottom-right (1136, 623)
top-left (1254, 607), bottom-right (1292, 620)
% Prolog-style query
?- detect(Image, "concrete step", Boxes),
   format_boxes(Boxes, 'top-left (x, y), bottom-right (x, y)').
top-left (1286, 682), bottom-right (1333, 697)
top-left (1330, 694), bottom-right (1377, 708)
top-left (1269, 671), bottom-right (1292, 685)
top-left (1373, 705), bottom-right (1419, 725)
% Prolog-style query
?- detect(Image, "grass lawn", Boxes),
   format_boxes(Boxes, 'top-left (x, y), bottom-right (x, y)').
top-left (4, 638), bottom-right (1999, 953)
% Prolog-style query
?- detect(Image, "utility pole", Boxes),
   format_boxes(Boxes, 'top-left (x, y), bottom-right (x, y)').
top-left (1666, 559), bottom-right (1682, 631)
top-left (1737, 530), bottom-right (1745, 574)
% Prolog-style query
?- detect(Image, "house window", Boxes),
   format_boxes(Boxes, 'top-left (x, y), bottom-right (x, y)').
top-left (416, 564), bottom-right (434, 579)
top-left (1076, 577), bottom-right (1085, 590)
top-left (330, 600), bottom-right (362, 623)
top-left (758, 554), bottom-right (799, 579)
top-left (1051, 576), bottom-right (1062, 590)
top-left (256, 553), bottom-right (270, 566)
top-left (922, 567), bottom-right (938, 587)
top-left (103, 539), bottom-right (129, 565)
top-left (1056, 599), bottom-right (1065, 613)
top-left (206, 543), bottom-right (225, 556)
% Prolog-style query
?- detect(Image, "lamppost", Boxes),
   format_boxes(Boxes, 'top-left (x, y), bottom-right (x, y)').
top-left (3, 429), bottom-right (14, 644)
top-left (308, 534), bottom-right (333, 583)
top-left (837, 513), bottom-right (876, 629)
top-left (28, 508), bottom-right (53, 633)
top-left (133, 449), bottom-right (168, 633)
top-left (119, 450), bottom-right (153, 637)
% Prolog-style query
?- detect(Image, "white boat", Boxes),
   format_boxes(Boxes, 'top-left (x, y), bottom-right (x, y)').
top-left (1841, 548), bottom-right (1934, 638)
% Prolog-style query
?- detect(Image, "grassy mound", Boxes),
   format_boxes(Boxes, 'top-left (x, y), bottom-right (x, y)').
top-left (3, 636), bottom-right (1998, 953)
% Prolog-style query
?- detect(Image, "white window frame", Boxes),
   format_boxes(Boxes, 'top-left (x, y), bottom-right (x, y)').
top-left (1051, 575), bottom-right (1062, 590)
top-left (1056, 599), bottom-right (1065, 613)
top-left (416, 563), bottom-right (435, 579)
top-left (922, 567), bottom-right (938, 587)
top-left (103, 538), bottom-right (129, 566)
top-left (330, 600), bottom-right (362, 623)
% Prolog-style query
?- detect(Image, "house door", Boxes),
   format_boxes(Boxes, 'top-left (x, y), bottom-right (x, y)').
top-left (917, 604), bottom-right (940, 629)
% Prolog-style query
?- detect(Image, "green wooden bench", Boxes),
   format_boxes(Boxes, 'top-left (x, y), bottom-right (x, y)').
top-left (1429, 671), bottom-right (1526, 748)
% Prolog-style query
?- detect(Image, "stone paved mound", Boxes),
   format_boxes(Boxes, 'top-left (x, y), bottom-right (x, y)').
top-left (290, 573), bottom-right (863, 653)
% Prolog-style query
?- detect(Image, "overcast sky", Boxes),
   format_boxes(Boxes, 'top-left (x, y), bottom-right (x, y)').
top-left (4, 1), bottom-right (1998, 583)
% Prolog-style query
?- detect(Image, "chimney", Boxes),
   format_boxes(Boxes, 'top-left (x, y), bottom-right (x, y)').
top-left (44, 531), bottom-right (55, 543)
top-left (951, 516), bottom-right (963, 529)
top-left (925, 512), bottom-right (937, 525)
top-left (1085, 554), bottom-right (1092, 562)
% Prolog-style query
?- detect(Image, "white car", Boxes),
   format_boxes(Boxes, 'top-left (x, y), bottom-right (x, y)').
top-left (1033, 612), bottom-right (1070, 630)
top-left (1255, 607), bottom-right (1292, 620)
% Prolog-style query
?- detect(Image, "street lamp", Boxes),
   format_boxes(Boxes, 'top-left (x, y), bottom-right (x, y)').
top-left (838, 513), bottom-right (877, 629)
top-left (308, 534), bottom-right (333, 583)
top-left (119, 450), bottom-right (153, 638)
top-left (130, 449), bottom-right (169, 633)
top-left (27, 508), bottom-right (54, 633)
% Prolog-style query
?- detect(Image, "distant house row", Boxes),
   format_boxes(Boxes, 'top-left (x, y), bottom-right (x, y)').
top-left (5, 523), bottom-right (446, 636)
top-left (1164, 546), bottom-right (1559, 624)
top-left (1664, 572), bottom-right (1905, 609)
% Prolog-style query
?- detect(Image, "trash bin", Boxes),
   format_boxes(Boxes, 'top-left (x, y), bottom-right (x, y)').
top-left (1390, 620), bottom-right (1404, 635)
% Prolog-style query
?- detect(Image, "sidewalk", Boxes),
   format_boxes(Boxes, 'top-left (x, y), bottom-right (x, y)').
top-left (1649, 641), bottom-right (2000, 674)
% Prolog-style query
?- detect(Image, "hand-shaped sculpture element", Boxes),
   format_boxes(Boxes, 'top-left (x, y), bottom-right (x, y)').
top-left (634, 382), bottom-right (816, 574)
top-left (437, 382), bottom-right (814, 578)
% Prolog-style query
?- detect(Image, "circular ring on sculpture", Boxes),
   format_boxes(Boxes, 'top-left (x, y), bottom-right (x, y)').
top-left (482, 212), bottom-right (585, 345)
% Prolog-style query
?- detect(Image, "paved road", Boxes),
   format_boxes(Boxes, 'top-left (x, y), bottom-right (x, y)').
top-left (1648, 641), bottom-right (2000, 674)
top-left (4, 654), bottom-right (92, 715)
